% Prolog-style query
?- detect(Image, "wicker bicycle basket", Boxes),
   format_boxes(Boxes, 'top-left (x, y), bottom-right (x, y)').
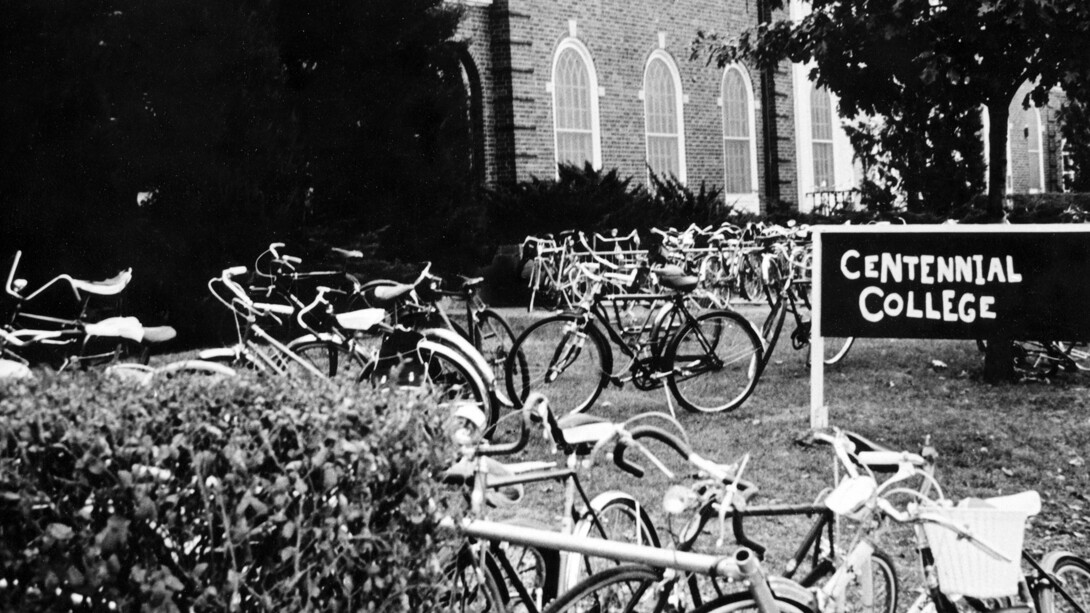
top-left (921, 506), bottom-right (1029, 599)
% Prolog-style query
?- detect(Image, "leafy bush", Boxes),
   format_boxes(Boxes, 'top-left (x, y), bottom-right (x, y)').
top-left (0, 374), bottom-right (459, 612)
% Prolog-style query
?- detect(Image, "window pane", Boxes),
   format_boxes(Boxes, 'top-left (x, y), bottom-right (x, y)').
top-left (554, 48), bottom-right (594, 165)
top-left (722, 70), bottom-right (749, 138)
top-left (1026, 108), bottom-right (1042, 190)
top-left (722, 68), bottom-right (752, 193)
top-left (645, 58), bottom-right (679, 177)
top-left (813, 142), bottom-right (834, 189)
top-left (811, 86), bottom-right (833, 141)
top-left (724, 139), bottom-right (751, 193)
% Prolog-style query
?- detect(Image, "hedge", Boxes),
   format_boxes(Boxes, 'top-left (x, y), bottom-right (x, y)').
top-left (0, 374), bottom-right (461, 612)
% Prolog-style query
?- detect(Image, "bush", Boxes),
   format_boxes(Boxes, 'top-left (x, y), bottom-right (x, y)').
top-left (0, 374), bottom-right (459, 612)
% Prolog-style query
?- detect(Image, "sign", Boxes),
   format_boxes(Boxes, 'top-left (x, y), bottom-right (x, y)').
top-left (819, 227), bottom-right (1090, 340)
top-left (809, 224), bottom-right (1090, 429)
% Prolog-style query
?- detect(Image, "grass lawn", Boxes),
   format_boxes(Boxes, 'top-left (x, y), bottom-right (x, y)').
top-left (488, 304), bottom-right (1090, 597)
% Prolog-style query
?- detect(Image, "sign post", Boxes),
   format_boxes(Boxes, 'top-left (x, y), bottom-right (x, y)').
top-left (810, 224), bottom-right (1090, 428)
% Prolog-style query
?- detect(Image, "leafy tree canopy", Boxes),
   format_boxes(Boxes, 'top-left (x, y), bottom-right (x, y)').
top-left (695, 0), bottom-right (1090, 215)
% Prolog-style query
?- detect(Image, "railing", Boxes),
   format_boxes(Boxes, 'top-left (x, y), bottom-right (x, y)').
top-left (807, 188), bottom-right (861, 215)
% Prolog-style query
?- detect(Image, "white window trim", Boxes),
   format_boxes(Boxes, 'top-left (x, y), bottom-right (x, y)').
top-left (1006, 120), bottom-right (1014, 194)
top-left (551, 38), bottom-right (602, 174)
top-left (720, 64), bottom-right (759, 211)
top-left (642, 49), bottom-right (687, 184)
top-left (1028, 107), bottom-right (1046, 193)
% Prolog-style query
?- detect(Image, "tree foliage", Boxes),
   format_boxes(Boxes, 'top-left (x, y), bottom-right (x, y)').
top-left (695, 0), bottom-right (1090, 215)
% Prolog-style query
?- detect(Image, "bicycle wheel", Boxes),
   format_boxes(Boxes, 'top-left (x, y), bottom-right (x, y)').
top-left (418, 341), bottom-right (495, 428)
top-left (666, 310), bottom-right (763, 413)
top-left (476, 308), bottom-right (528, 389)
top-left (441, 542), bottom-right (506, 612)
top-left (542, 564), bottom-right (664, 613)
top-left (740, 254), bottom-right (764, 302)
top-left (564, 492), bottom-right (661, 593)
top-left (689, 583), bottom-right (815, 613)
top-left (823, 337), bottom-right (855, 366)
top-left (1036, 552), bottom-right (1090, 613)
top-left (505, 314), bottom-right (610, 414)
top-left (699, 255), bottom-right (732, 306)
top-left (1054, 342), bottom-right (1090, 372)
top-left (490, 539), bottom-right (560, 613)
top-left (841, 548), bottom-right (898, 613)
top-left (288, 337), bottom-right (371, 384)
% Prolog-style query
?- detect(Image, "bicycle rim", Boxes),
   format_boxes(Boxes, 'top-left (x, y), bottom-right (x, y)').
top-left (418, 342), bottom-right (495, 428)
top-left (1036, 553), bottom-right (1090, 613)
top-left (667, 310), bottom-right (763, 413)
top-left (841, 548), bottom-right (898, 613)
top-left (289, 338), bottom-right (371, 384)
top-left (564, 493), bottom-right (661, 593)
top-left (542, 565), bottom-right (664, 613)
top-left (823, 337), bottom-right (855, 366)
top-left (441, 543), bottom-right (506, 612)
top-left (506, 315), bottom-right (609, 414)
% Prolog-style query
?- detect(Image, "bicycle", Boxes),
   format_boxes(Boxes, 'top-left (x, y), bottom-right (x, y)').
top-left (441, 394), bottom-right (667, 612)
top-left (519, 233), bottom-right (585, 312)
top-left (804, 436), bottom-right (1088, 613)
top-left (1, 251), bottom-right (177, 372)
top-left (755, 225), bottom-right (854, 369)
top-left (534, 426), bottom-right (814, 613)
top-left (504, 261), bottom-right (763, 415)
top-left (200, 265), bottom-right (488, 410)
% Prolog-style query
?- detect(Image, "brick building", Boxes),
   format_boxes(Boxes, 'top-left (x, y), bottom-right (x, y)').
top-left (452, 0), bottom-right (1068, 215)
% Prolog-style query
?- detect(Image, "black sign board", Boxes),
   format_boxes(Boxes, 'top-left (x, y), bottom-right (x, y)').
top-left (818, 227), bottom-right (1090, 340)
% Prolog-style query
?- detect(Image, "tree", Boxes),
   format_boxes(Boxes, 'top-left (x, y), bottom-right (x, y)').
top-left (696, 0), bottom-right (1090, 217)
top-left (276, 0), bottom-right (480, 269)
top-left (1058, 85), bottom-right (1090, 192)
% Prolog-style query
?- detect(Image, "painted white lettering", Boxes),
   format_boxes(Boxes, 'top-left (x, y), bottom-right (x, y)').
top-left (986, 257), bottom-right (1006, 283)
top-left (924, 292), bottom-right (941, 319)
top-left (840, 250), bottom-right (861, 280)
top-left (955, 256), bottom-right (973, 283)
top-left (941, 290), bottom-right (958, 322)
top-left (937, 256), bottom-right (955, 284)
top-left (906, 291), bottom-right (924, 318)
top-left (881, 253), bottom-right (902, 284)
top-left (920, 255), bottom-right (935, 285)
top-left (860, 287), bottom-right (884, 322)
top-left (958, 293), bottom-right (977, 323)
top-left (863, 255), bottom-right (879, 279)
top-left (902, 255), bottom-right (919, 281)
top-left (973, 255), bottom-right (985, 285)
top-left (980, 295), bottom-right (996, 319)
top-left (1006, 256), bottom-right (1023, 283)
top-left (884, 292), bottom-right (904, 317)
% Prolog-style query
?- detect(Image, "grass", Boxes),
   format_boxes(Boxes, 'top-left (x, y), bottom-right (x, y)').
top-left (487, 304), bottom-right (1090, 600)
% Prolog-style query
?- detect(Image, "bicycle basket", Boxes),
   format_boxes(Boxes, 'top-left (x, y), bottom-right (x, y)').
top-left (921, 506), bottom-right (1029, 598)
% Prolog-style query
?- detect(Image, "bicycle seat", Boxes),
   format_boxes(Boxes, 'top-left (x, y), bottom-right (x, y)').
top-left (67, 269), bottom-right (133, 296)
top-left (142, 326), bottom-right (177, 344)
top-left (335, 308), bottom-right (386, 332)
top-left (84, 316), bottom-right (145, 342)
top-left (652, 266), bottom-right (699, 293)
top-left (555, 413), bottom-right (617, 447)
top-left (368, 282), bottom-right (413, 304)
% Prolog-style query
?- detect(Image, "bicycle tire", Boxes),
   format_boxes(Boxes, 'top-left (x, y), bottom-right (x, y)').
top-left (740, 255), bottom-right (764, 302)
top-left (489, 536), bottom-right (561, 613)
top-left (417, 341), bottom-right (496, 429)
top-left (689, 580), bottom-right (815, 613)
top-left (541, 564), bottom-right (664, 613)
top-left (287, 337), bottom-right (371, 384)
top-left (476, 308), bottom-right (529, 391)
top-left (666, 309), bottom-right (763, 413)
top-left (442, 542), bottom-right (507, 612)
top-left (699, 255), bottom-right (732, 306)
top-left (564, 491), bottom-right (661, 594)
top-left (822, 337), bottom-right (855, 366)
top-left (1035, 552), bottom-right (1090, 613)
top-left (505, 314), bottom-right (611, 414)
top-left (840, 547), bottom-right (898, 613)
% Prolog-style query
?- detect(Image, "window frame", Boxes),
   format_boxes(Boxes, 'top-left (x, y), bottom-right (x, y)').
top-left (720, 64), bottom-right (759, 200)
top-left (642, 49), bottom-right (687, 184)
top-left (550, 38), bottom-right (603, 173)
top-left (810, 84), bottom-right (836, 191)
top-left (1026, 106), bottom-right (1046, 193)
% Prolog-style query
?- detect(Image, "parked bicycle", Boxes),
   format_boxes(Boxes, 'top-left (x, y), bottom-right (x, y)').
top-left (504, 261), bottom-right (763, 415)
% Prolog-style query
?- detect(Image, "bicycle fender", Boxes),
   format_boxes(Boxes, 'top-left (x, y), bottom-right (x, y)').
top-left (1039, 550), bottom-right (1081, 573)
top-left (420, 327), bottom-right (495, 386)
top-left (416, 339), bottom-right (491, 414)
top-left (198, 347), bottom-right (239, 361)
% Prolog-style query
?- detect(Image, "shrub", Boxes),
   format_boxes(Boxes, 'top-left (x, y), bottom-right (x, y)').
top-left (0, 374), bottom-right (459, 612)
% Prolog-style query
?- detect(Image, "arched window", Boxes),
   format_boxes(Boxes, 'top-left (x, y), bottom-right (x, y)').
top-left (1026, 107), bottom-right (1045, 192)
top-left (722, 66), bottom-right (757, 195)
top-left (810, 84), bottom-right (835, 189)
top-left (643, 52), bottom-right (685, 181)
top-left (552, 40), bottom-right (601, 169)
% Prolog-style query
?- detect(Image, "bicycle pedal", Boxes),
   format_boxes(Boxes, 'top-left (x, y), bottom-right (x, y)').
top-left (610, 375), bottom-right (628, 388)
